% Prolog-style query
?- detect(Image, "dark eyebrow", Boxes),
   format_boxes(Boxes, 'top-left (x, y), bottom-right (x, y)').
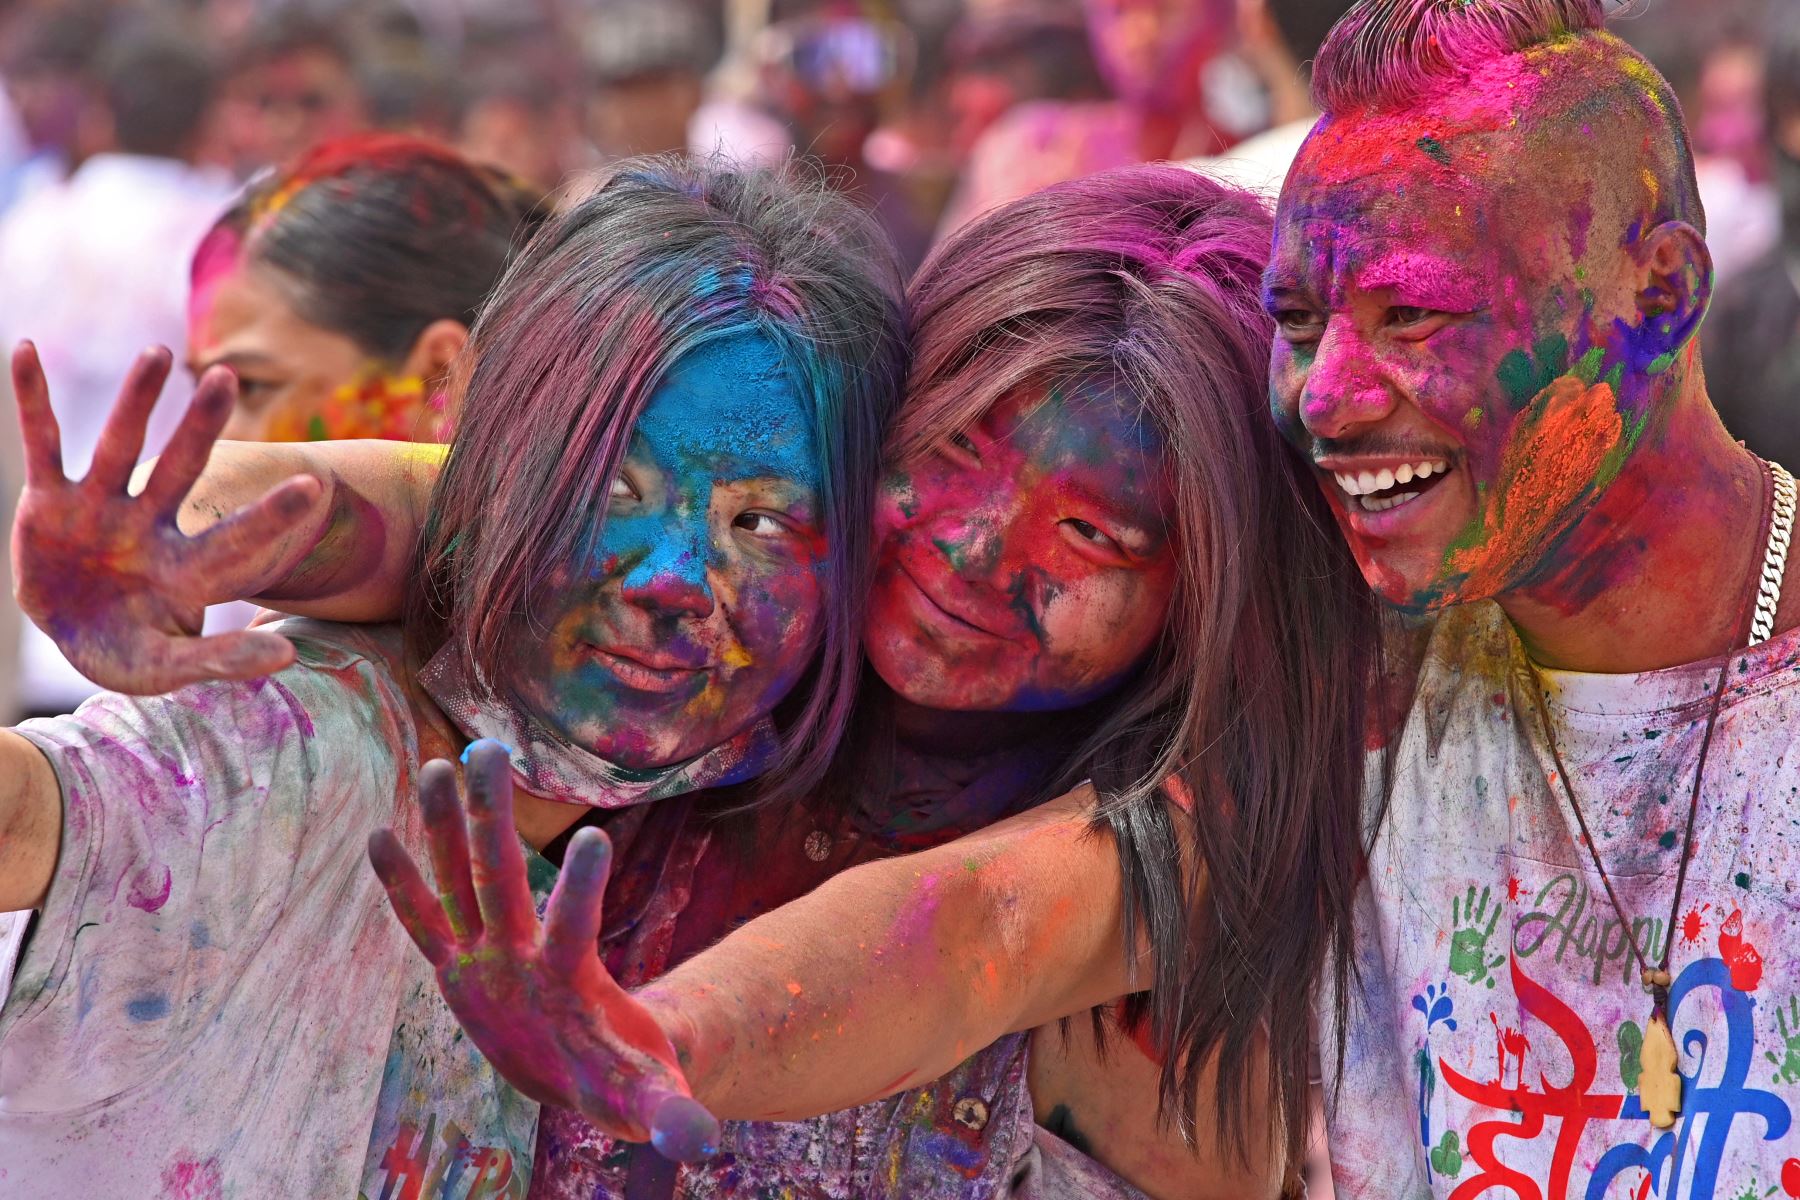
top-left (1261, 268), bottom-right (1311, 308)
top-left (188, 350), bottom-right (280, 377)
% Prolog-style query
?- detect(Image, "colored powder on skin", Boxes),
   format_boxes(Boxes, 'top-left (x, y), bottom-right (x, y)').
top-left (1567, 199), bottom-right (1593, 261)
top-left (1494, 333), bottom-right (1572, 411)
top-left (1416, 135), bottom-right (1453, 167)
top-left (522, 327), bottom-right (824, 765)
top-left (272, 368), bottom-right (431, 443)
top-left (186, 226), bottom-right (243, 337)
top-left (1445, 375), bottom-right (1632, 597)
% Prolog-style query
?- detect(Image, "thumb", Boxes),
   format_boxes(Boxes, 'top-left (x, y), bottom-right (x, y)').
top-left (193, 629), bottom-right (299, 682)
top-left (646, 1091), bottom-right (721, 1163)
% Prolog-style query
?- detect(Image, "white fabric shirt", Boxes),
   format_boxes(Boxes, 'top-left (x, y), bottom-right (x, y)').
top-left (1186, 116), bottom-right (1316, 207)
top-left (1326, 602), bottom-right (1800, 1197)
top-left (0, 621), bottom-right (546, 1198)
top-left (0, 152), bottom-right (236, 712)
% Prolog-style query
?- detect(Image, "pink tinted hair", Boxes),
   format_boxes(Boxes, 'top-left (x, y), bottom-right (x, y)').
top-left (1313, 0), bottom-right (1607, 113)
top-left (1311, 0), bottom-right (1703, 231)
top-left (893, 164), bottom-right (1380, 1170)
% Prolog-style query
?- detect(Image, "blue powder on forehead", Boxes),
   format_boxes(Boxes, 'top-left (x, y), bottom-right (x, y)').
top-left (639, 330), bottom-right (821, 487)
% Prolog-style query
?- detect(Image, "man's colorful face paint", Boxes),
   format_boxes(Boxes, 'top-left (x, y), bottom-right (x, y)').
top-left (1266, 39), bottom-right (1698, 613)
top-left (509, 332), bottom-right (827, 769)
top-left (186, 243), bottom-right (438, 442)
top-left (867, 382), bottom-right (1176, 712)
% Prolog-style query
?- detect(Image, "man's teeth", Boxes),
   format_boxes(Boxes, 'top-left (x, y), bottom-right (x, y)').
top-left (1360, 491), bottom-right (1420, 513)
top-left (1333, 460), bottom-right (1450, 498)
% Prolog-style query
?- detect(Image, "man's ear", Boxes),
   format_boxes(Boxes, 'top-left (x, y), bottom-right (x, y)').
top-left (399, 319), bottom-right (469, 390)
top-left (1634, 221), bottom-right (1712, 356)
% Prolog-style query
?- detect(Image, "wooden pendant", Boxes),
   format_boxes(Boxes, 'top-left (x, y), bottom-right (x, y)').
top-left (1640, 1014), bottom-right (1682, 1129)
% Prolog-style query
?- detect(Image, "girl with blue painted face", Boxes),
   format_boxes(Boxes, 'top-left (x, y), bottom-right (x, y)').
top-left (0, 155), bottom-right (903, 1196)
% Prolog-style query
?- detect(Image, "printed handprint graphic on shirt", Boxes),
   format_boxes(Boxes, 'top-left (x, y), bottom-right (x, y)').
top-left (1449, 884), bottom-right (1505, 989)
top-left (1767, 995), bottom-right (1800, 1085)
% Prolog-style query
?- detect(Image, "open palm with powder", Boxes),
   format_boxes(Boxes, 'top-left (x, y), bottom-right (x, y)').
top-left (368, 740), bottom-right (720, 1163)
top-left (9, 340), bottom-right (330, 693)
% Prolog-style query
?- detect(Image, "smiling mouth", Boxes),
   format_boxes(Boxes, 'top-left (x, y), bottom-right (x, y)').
top-left (1331, 457), bottom-right (1455, 514)
top-left (894, 560), bottom-right (1018, 642)
top-left (583, 644), bottom-right (709, 695)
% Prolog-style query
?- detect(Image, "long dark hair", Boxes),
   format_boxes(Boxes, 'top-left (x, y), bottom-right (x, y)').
top-left (886, 164), bottom-right (1382, 1168)
top-left (407, 155), bottom-right (907, 804)
top-left (193, 133), bottom-right (548, 363)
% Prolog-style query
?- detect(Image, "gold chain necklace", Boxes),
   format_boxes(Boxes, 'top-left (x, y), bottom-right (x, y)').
top-left (1523, 457), bottom-right (1793, 1130)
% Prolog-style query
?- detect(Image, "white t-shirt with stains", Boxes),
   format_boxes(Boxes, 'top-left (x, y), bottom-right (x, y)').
top-left (0, 622), bottom-right (549, 1198)
top-left (1326, 602), bottom-right (1800, 1198)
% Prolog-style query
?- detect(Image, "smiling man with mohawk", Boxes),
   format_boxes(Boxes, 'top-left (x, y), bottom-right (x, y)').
top-left (1262, 0), bottom-right (1800, 1192)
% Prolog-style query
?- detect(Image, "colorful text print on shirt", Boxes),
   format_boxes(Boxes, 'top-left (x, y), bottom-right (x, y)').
top-left (1267, 33), bottom-right (1705, 614)
top-left (508, 331), bottom-right (826, 769)
top-left (867, 380), bottom-right (1177, 711)
top-left (1431, 956), bottom-right (1790, 1200)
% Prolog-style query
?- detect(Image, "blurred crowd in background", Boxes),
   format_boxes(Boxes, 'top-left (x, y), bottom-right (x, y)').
top-left (0, 0), bottom-right (1797, 727)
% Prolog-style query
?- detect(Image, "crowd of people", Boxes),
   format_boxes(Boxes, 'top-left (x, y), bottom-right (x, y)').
top-left (1, 0), bottom-right (1798, 1197)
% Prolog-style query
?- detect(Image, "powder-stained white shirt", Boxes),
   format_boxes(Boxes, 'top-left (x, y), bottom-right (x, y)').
top-left (0, 621), bottom-right (546, 1198)
top-left (1326, 602), bottom-right (1800, 1198)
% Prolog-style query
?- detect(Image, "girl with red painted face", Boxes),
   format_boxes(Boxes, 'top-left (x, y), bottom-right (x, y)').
top-left (12, 164), bottom-right (1379, 1196)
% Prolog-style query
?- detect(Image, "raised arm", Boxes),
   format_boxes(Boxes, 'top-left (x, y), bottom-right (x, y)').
top-left (10, 342), bottom-right (443, 694)
top-left (165, 438), bottom-right (440, 619)
top-left (646, 785), bottom-right (1141, 1120)
top-left (369, 749), bottom-right (1141, 1156)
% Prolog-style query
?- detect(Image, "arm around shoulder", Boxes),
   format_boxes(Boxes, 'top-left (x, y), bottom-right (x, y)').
top-left (642, 784), bottom-right (1144, 1122)
top-left (0, 730), bottom-right (61, 911)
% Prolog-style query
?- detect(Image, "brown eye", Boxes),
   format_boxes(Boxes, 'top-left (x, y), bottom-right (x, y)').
top-left (1062, 518), bottom-right (1119, 551)
top-left (1275, 309), bottom-right (1325, 341)
top-left (234, 378), bottom-right (281, 411)
top-left (948, 431), bottom-right (980, 459)
top-left (733, 511), bottom-right (788, 536)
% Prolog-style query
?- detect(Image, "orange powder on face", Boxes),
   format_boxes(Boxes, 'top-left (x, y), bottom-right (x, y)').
top-left (1447, 375), bottom-right (1625, 597)
top-left (266, 370), bottom-right (433, 443)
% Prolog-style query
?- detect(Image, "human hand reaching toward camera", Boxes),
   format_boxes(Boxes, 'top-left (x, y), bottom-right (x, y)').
top-left (10, 341), bottom-right (331, 693)
top-left (367, 740), bottom-right (720, 1163)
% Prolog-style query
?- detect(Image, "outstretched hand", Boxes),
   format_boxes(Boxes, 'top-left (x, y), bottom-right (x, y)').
top-left (368, 740), bottom-right (720, 1163)
top-left (10, 341), bottom-right (330, 693)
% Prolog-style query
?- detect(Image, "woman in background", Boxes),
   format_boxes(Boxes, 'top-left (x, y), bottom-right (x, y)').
top-left (187, 131), bottom-right (545, 444)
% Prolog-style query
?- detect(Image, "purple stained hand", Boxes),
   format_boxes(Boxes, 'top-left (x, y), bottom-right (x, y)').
top-left (367, 740), bottom-right (720, 1163)
top-left (9, 340), bottom-right (329, 694)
